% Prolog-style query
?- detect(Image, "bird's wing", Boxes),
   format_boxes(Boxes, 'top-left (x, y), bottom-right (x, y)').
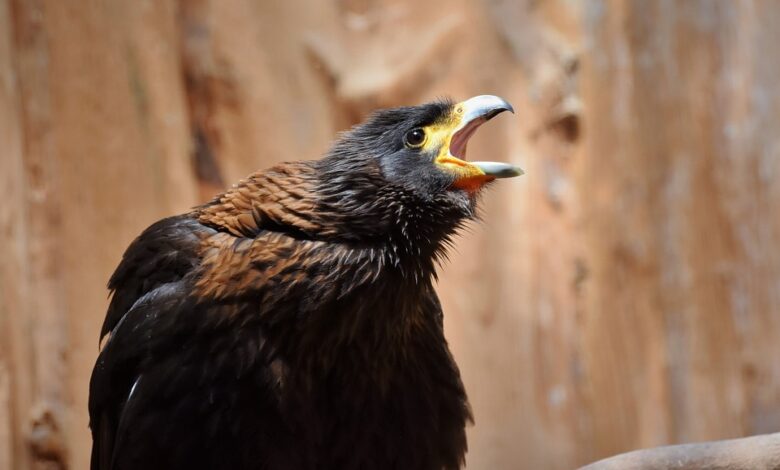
top-left (91, 203), bottom-right (306, 469)
top-left (101, 215), bottom-right (207, 339)
top-left (90, 163), bottom-right (323, 469)
top-left (103, 162), bottom-right (319, 341)
top-left (90, 281), bottom-right (190, 470)
top-left (91, 277), bottom-right (290, 470)
top-left (92, 214), bottom-right (219, 470)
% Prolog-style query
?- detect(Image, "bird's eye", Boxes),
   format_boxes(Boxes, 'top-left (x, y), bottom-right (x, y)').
top-left (404, 128), bottom-right (426, 148)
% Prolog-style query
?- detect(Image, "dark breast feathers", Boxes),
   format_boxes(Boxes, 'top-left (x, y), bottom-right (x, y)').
top-left (89, 162), bottom-right (471, 470)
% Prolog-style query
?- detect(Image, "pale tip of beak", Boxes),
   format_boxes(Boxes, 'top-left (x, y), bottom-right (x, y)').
top-left (471, 161), bottom-right (524, 178)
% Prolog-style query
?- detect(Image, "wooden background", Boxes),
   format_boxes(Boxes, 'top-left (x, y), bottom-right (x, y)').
top-left (1, 1), bottom-right (779, 469)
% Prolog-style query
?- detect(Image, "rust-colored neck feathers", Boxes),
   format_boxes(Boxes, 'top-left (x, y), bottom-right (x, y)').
top-left (195, 159), bottom-right (465, 279)
top-left (196, 162), bottom-right (324, 239)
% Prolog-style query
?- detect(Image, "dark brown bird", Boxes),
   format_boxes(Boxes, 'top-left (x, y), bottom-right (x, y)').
top-left (89, 95), bottom-right (522, 470)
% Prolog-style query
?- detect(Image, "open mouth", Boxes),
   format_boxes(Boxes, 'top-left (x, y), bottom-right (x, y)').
top-left (433, 95), bottom-right (523, 190)
top-left (449, 115), bottom-right (493, 160)
top-left (450, 103), bottom-right (512, 160)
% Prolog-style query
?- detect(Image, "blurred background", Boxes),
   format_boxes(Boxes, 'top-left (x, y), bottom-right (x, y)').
top-left (1, 0), bottom-right (780, 469)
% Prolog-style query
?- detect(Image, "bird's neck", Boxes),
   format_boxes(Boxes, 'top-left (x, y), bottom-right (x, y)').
top-left (197, 161), bottom-right (463, 266)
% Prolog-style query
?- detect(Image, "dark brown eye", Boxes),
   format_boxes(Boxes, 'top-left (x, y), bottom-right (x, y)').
top-left (404, 128), bottom-right (426, 148)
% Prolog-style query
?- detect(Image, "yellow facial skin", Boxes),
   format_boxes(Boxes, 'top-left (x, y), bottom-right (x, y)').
top-left (419, 103), bottom-right (494, 192)
top-left (406, 95), bottom-right (522, 192)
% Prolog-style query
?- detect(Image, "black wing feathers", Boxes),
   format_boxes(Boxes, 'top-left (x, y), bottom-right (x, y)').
top-left (92, 214), bottom-right (210, 470)
top-left (102, 215), bottom-right (206, 339)
top-left (90, 282), bottom-right (191, 470)
top-left (90, 282), bottom-right (287, 470)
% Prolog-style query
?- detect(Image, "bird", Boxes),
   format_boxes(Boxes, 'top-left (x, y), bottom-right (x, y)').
top-left (89, 95), bottom-right (523, 470)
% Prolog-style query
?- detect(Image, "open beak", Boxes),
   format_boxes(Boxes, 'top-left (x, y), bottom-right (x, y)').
top-left (434, 95), bottom-right (524, 191)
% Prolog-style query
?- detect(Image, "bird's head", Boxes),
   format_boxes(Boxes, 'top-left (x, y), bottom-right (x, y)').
top-left (312, 95), bottom-right (522, 261)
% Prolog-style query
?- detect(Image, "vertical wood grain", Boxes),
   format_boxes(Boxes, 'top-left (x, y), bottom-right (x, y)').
top-left (0, 1), bottom-right (30, 468)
